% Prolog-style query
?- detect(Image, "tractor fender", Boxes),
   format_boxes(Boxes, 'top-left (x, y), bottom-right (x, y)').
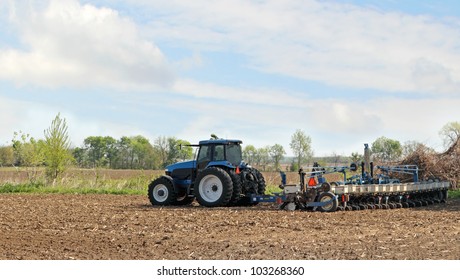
top-left (205, 161), bottom-right (235, 170)
top-left (158, 175), bottom-right (184, 194)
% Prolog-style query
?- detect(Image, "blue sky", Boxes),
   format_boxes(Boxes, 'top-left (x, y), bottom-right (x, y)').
top-left (0, 0), bottom-right (459, 157)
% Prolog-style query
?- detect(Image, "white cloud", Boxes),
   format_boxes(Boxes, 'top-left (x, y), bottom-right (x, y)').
top-left (166, 79), bottom-right (460, 154)
top-left (140, 0), bottom-right (460, 95)
top-left (172, 78), bottom-right (311, 108)
top-left (0, 0), bottom-right (174, 90)
top-left (1, 0), bottom-right (458, 158)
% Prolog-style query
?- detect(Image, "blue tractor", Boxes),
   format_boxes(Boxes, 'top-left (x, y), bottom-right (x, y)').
top-left (148, 138), bottom-right (266, 207)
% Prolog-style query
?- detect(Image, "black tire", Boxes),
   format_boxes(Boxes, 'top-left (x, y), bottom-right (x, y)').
top-left (194, 167), bottom-right (233, 207)
top-left (227, 170), bottom-right (243, 205)
top-left (148, 176), bottom-right (176, 206)
top-left (241, 170), bottom-right (258, 194)
top-left (253, 168), bottom-right (266, 195)
top-left (317, 192), bottom-right (338, 212)
top-left (237, 168), bottom-right (263, 206)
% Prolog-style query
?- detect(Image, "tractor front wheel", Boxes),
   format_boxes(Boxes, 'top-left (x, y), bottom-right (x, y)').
top-left (148, 176), bottom-right (176, 206)
top-left (195, 167), bottom-right (233, 207)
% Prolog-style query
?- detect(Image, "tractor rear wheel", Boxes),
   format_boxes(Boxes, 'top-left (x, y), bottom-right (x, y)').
top-left (253, 169), bottom-right (266, 195)
top-left (317, 192), bottom-right (338, 212)
top-left (148, 176), bottom-right (176, 206)
top-left (195, 167), bottom-right (233, 207)
top-left (227, 170), bottom-right (243, 205)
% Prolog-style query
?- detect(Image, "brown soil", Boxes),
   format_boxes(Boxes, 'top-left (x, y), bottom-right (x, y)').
top-left (0, 194), bottom-right (458, 260)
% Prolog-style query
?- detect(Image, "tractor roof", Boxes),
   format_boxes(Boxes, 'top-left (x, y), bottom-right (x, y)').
top-left (198, 139), bottom-right (242, 145)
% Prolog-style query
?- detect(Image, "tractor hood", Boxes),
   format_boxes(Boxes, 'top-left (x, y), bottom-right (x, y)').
top-left (165, 160), bottom-right (196, 172)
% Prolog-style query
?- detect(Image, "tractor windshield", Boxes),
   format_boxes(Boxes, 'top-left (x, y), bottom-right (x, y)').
top-left (226, 144), bottom-right (242, 166)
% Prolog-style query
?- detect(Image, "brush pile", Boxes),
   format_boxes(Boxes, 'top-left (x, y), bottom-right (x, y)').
top-left (400, 138), bottom-right (460, 189)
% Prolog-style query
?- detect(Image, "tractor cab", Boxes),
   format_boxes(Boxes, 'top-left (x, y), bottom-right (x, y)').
top-left (165, 139), bottom-right (243, 189)
top-left (195, 139), bottom-right (243, 171)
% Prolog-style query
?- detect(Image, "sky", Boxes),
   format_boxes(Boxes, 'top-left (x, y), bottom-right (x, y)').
top-left (0, 0), bottom-right (459, 157)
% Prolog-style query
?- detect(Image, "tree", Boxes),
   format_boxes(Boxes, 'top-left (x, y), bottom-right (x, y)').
top-left (130, 135), bottom-right (155, 169)
top-left (166, 137), bottom-right (181, 165)
top-left (83, 136), bottom-right (116, 168)
top-left (439, 121), bottom-right (460, 148)
top-left (289, 129), bottom-right (313, 169)
top-left (153, 136), bottom-right (193, 168)
top-left (350, 152), bottom-right (362, 164)
top-left (254, 146), bottom-right (270, 171)
top-left (175, 139), bottom-right (193, 161)
top-left (12, 132), bottom-right (45, 182)
top-left (109, 135), bottom-right (156, 169)
top-left (243, 144), bottom-right (257, 164)
top-left (0, 146), bottom-right (14, 167)
top-left (114, 136), bottom-right (133, 169)
top-left (269, 144), bottom-right (286, 170)
top-left (72, 147), bottom-right (87, 167)
top-left (43, 113), bottom-right (73, 180)
top-left (154, 136), bottom-right (169, 168)
top-left (371, 136), bottom-right (402, 162)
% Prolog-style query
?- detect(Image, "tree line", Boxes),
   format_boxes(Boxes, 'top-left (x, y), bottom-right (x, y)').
top-left (0, 133), bottom-right (193, 171)
top-left (73, 135), bottom-right (193, 169)
top-left (0, 113), bottom-right (458, 176)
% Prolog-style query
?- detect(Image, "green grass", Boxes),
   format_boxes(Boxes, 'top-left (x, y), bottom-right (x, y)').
top-left (265, 184), bottom-right (282, 195)
top-left (0, 182), bottom-right (147, 195)
top-left (0, 174), bottom-right (459, 198)
top-left (449, 189), bottom-right (460, 199)
top-left (0, 173), bottom-right (152, 195)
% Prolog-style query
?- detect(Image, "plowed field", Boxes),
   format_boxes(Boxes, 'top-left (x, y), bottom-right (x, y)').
top-left (0, 194), bottom-right (458, 260)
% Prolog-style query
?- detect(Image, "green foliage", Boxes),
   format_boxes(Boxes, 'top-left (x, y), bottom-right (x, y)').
top-left (449, 189), bottom-right (460, 199)
top-left (289, 161), bottom-right (299, 172)
top-left (12, 132), bottom-right (45, 182)
top-left (371, 136), bottom-right (402, 162)
top-left (243, 144), bottom-right (257, 164)
top-left (254, 146), bottom-right (270, 171)
top-left (0, 182), bottom-right (44, 193)
top-left (130, 135), bottom-right (156, 169)
top-left (265, 184), bottom-right (283, 195)
top-left (0, 170), bottom-right (153, 195)
top-left (350, 152), bottom-right (362, 164)
top-left (43, 113), bottom-right (73, 180)
top-left (73, 135), bottom-right (192, 170)
top-left (153, 136), bottom-right (193, 168)
top-left (77, 135), bottom-right (154, 169)
top-left (290, 129), bottom-right (313, 168)
top-left (0, 146), bottom-right (14, 167)
top-left (269, 144), bottom-right (286, 171)
top-left (167, 137), bottom-right (193, 164)
top-left (82, 136), bottom-right (117, 168)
